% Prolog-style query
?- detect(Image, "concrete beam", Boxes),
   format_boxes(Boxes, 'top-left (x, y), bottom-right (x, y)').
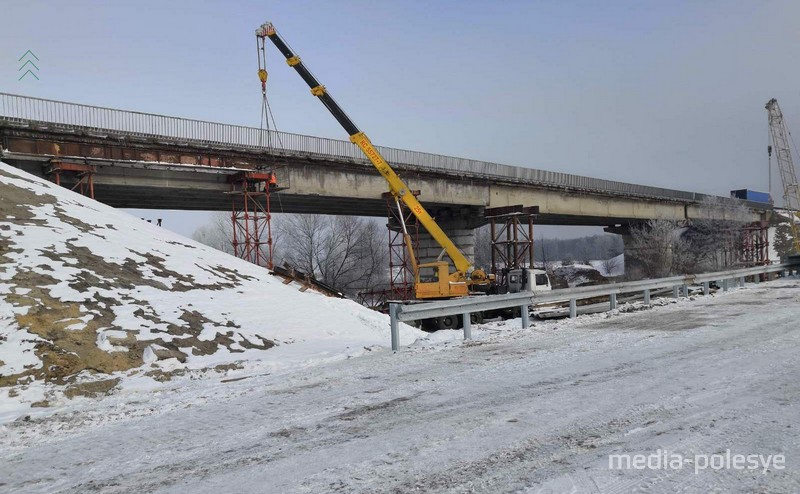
top-left (0, 123), bottom-right (765, 225)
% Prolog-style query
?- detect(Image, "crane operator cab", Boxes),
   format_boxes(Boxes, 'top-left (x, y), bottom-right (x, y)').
top-left (415, 261), bottom-right (469, 299)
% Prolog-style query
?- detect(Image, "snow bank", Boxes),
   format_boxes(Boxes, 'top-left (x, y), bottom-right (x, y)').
top-left (0, 161), bottom-right (422, 416)
top-left (589, 253), bottom-right (625, 277)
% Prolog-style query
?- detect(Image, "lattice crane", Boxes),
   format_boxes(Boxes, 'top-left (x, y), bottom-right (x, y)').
top-left (765, 98), bottom-right (800, 253)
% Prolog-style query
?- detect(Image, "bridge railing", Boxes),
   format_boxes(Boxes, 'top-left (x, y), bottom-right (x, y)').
top-left (0, 92), bottom-right (753, 206)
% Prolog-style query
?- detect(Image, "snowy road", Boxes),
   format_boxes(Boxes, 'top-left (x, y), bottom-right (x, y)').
top-left (2, 279), bottom-right (799, 493)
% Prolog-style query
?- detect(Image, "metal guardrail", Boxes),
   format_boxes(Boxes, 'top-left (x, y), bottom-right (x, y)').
top-left (388, 262), bottom-right (800, 351)
top-left (0, 92), bottom-right (758, 206)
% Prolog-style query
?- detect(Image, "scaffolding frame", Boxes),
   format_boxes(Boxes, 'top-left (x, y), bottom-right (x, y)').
top-left (739, 221), bottom-right (770, 267)
top-left (46, 161), bottom-right (96, 198)
top-left (384, 191), bottom-right (420, 301)
top-left (486, 205), bottom-right (539, 275)
top-left (228, 171), bottom-right (282, 269)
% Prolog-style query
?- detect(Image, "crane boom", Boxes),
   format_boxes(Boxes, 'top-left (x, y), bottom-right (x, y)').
top-left (256, 22), bottom-right (472, 278)
top-left (765, 98), bottom-right (800, 253)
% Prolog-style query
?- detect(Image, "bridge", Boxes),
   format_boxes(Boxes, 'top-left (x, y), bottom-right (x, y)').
top-left (0, 93), bottom-right (768, 263)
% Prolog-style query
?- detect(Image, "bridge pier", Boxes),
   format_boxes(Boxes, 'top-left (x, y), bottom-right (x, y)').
top-left (416, 206), bottom-right (484, 267)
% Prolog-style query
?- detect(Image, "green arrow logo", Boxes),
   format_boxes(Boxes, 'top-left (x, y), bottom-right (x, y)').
top-left (18, 50), bottom-right (40, 81)
top-left (19, 69), bottom-right (39, 81)
top-left (19, 60), bottom-right (39, 71)
top-left (18, 50), bottom-right (39, 62)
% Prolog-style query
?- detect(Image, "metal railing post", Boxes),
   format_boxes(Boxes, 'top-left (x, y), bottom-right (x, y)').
top-left (673, 285), bottom-right (679, 298)
top-left (722, 279), bottom-right (729, 292)
top-left (682, 284), bottom-right (689, 297)
top-left (389, 303), bottom-right (400, 352)
top-left (739, 276), bottom-right (745, 287)
top-left (609, 293), bottom-right (617, 310)
top-left (569, 298), bottom-right (577, 318)
top-left (702, 281), bottom-right (709, 296)
top-left (521, 305), bottom-right (530, 328)
top-left (643, 289), bottom-right (650, 305)
top-left (462, 312), bottom-right (472, 340)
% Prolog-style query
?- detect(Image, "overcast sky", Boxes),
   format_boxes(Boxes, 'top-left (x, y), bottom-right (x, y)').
top-left (2, 0), bottom-right (799, 238)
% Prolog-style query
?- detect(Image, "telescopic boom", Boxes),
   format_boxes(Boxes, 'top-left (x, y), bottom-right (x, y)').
top-left (256, 22), bottom-right (473, 279)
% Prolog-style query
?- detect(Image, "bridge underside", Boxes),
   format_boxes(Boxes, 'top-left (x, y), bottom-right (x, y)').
top-left (5, 156), bottom-right (647, 227)
top-left (0, 124), bottom-right (767, 228)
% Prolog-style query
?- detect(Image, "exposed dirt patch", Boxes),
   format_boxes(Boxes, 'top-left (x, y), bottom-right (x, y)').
top-left (0, 179), bottom-right (275, 389)
top-left (334, 396), bottom-right (414, 421)
top-left (550, 265), bottom-right (609, 289)
top-left (64, 378), bottom-right (121, 399)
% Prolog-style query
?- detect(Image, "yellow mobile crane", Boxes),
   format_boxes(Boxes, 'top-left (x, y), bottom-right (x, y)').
top-left (256, 22), bottom-right (489, 299)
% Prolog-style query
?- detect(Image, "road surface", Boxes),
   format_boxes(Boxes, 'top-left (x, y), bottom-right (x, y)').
top-left (2, 278), bottom-right (799, 493)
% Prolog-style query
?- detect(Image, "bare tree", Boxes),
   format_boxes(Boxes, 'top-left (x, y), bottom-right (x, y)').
top-left (473, 224), bottom-right (492, 270)
top-left (191, 212), bottom-right (234, 255)
top-left (627, 219), bottom-right (691, 279)
top-left (279, 214), bottom-right (389, 296)
top-left (601, 255), bottom-right (622, 277)
top-left (686, 197), bottom-right (752, 271)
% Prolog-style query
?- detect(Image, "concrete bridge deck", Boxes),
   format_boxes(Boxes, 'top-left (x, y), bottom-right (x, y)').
top-left (0, 92), bottom-right (768, 228)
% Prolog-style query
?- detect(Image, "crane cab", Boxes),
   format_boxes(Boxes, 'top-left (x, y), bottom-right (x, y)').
top-left (414, 261), bottom-right (469, 299)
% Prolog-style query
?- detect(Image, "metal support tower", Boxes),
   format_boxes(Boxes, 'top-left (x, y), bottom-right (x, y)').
top-left (46, 161), bottom-right (96, 199)
top-left (766, 98), bottom-right (800, 252)
top-left (739, 221), bottom-right (770, 266)
top-left (228, 171), bottom-right (281, 269)
top-left (384, 191), bottom-right (420, 301)
top-left (486, 205), bottom-right (539, 275)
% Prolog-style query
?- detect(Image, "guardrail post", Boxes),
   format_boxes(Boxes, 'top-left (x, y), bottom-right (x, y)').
top-left (682, 284), bottom-right (689, 297)
top-left (722, 279), bottom-right (729, 292)
top-left (521, 305), bottom-right (530, 328)
top-left (609, 293), bottom-right (617, 310)
top-left (643, 289), bottom-right (650, 305)
top-left (389, 303), bottom-right (400, 352)
top-left (754, 274), bottom-right (760, 284)
top-left (739, 276), bottom-right (745, 288)
top-left (569, 298), bottom-right (577, 318)
top-left (673, 285), bottom-right (679, 298)
top-left (462, 312), bottom-right (472, 340)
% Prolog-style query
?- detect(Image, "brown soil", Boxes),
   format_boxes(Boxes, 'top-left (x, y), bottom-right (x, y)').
top-left (0, 176), bottom-right (275, 389)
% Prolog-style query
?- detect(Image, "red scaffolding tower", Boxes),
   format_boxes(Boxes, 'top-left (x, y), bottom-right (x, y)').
top-left (486, 205), bottom-right (539, 277)
top-left (228, 171), bottom-right (282, 269)
top-left (384, 191), bottom-right (420, 301)
top-left (739, 221), bottom-right (770, 266)
top-left (46, 161), bottom-right (96, 199)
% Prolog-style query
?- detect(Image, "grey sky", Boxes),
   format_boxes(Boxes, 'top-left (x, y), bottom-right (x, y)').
top-left (3, 0), bottom-right (799, 239)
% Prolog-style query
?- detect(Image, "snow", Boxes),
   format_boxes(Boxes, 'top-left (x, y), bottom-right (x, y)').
top-left (1, 276), bottom-right (798, 492)
top-left (0, 161), bottom-right (422, 419)
top-left (590, 253), bottom-right (625, 277)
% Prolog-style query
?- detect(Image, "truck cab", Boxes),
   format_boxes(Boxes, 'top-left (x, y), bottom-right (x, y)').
top-left (505, 268), bottom-right (552, 293)
top-left (528, 269), bottom-right (552, 292)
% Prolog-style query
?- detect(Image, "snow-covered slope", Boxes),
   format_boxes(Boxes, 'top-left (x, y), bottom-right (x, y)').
top-left (0, 162), bottom-right (421, 412)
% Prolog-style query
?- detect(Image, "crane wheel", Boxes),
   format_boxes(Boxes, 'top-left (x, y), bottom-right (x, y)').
top-left (435, 315), bottom-right (458, 330)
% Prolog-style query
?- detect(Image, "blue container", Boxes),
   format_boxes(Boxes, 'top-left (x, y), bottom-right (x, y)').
top-left (730, 189), bottom-right (772, 203)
